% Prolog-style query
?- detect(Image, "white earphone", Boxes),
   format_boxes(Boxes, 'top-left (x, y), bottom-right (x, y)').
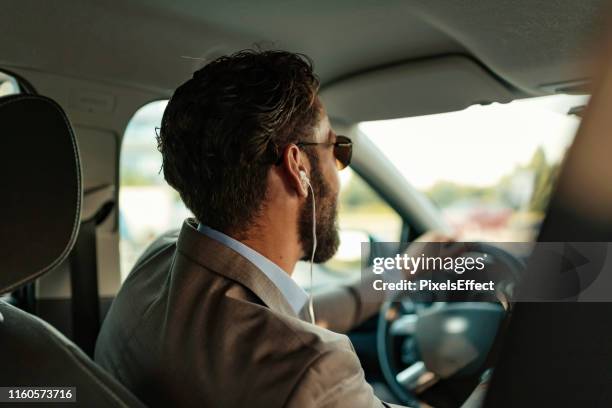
top-left (299, 170), bottom-right (310, 193)
top-left (299, 169), bottom-right (317, 325)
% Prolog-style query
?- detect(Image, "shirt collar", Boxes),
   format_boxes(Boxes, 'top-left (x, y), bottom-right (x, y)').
top-left (196, 224), bottom-right (309, 315)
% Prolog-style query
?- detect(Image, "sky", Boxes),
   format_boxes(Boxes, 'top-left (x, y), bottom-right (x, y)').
top-left (359, 94), bottom-right (588, 190)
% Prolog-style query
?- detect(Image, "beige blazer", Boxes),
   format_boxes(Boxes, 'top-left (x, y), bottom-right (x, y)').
top-left (95, 219), bottom-right (399, 407)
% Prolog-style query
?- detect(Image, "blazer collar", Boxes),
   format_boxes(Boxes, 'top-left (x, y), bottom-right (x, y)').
top-left (176, 219), bottom-right (299, 319)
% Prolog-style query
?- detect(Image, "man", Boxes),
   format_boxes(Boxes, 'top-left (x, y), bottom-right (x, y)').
top-left (95, 50), bottom-right (452, 407)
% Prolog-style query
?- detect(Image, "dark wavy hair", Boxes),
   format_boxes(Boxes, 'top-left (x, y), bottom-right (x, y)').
top-left (157, 49), bottom-right (321, 235)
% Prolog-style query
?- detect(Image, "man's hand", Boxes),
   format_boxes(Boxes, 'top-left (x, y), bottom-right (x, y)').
top-left (314, 231), bottom-right (461, 333)
top-left (400, 231), bottom-right (462, 278)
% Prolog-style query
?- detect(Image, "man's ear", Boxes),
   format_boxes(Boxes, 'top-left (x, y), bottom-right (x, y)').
top-left (281, 144), bottom-right (309, 198)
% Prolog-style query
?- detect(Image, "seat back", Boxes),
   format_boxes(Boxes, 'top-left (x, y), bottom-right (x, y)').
top-left (0, 94), bottom-right (144, 407)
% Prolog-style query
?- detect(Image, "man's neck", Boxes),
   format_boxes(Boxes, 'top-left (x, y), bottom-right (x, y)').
top-left (234, 221), bottom-right (302, 276)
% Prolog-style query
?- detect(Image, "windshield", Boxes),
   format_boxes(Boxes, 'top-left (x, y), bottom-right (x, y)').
top-left (359, 94), bottom-right (587, 242)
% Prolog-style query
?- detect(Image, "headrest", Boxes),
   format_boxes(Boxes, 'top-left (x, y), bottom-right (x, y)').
top-left (0, 95), bottom-right (81, 293)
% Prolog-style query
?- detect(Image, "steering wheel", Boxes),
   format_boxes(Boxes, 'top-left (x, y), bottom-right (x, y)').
top-left (376, 243), bottom-right (524, 407)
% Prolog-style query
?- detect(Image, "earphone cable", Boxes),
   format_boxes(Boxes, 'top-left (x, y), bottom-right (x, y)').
top-left (307, 182), bottom-right (317, 325)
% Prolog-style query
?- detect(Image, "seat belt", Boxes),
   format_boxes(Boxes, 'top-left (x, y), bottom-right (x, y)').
top-left (69, 200), bottom-right (114, 358)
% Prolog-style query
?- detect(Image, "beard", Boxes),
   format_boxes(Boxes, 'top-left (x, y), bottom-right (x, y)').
top-left (298, 157), bottom-right (340, 263)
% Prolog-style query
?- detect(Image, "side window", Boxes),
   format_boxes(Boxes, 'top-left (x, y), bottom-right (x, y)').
top-left (0, 72), bottom-right (20, 96)
top-left (119, 101), bottom-right (191, 278)
top-left (337, 168), bottom-right (403, 241)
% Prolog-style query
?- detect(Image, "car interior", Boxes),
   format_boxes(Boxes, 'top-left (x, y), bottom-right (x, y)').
top-left (0, 1), bottom-right (609, 407)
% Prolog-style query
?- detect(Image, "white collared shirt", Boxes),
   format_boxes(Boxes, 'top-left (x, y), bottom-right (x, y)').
top-left (197, 224), bottom-right (309, 315)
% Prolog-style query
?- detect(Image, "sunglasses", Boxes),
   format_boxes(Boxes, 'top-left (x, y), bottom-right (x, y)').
top-left (296, 135), bottom-right (353, 170)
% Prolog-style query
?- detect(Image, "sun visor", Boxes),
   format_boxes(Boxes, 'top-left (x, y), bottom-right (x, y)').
top-left (321, 55), bottom-right (519, 124)
top-left (0, 95), bottom-right (82, 293)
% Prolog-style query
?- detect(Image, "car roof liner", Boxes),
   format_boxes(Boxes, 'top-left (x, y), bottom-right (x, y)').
top-left (0, 0), bottom-right (603, 121)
